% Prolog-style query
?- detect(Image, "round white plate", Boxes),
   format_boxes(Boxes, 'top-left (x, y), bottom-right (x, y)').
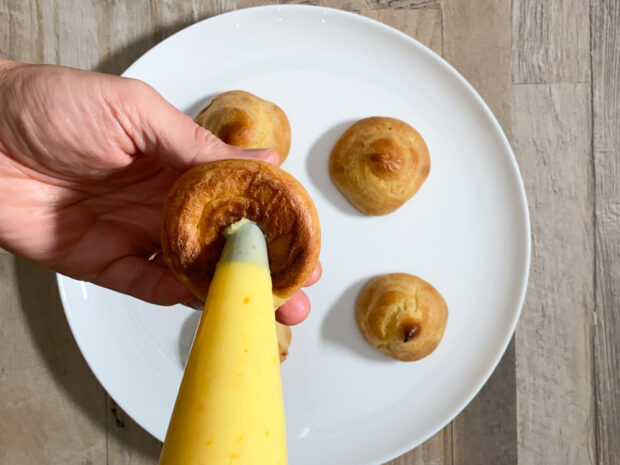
top-left (58, 6), bottom-right (530, 465)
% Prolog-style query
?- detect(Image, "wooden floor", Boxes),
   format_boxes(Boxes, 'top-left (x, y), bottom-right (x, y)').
top-left (0, 1), bottom-right (617, 464)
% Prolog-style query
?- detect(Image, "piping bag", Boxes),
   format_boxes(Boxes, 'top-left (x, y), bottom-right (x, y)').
top-left (158, 219), bottom-right (288, 464)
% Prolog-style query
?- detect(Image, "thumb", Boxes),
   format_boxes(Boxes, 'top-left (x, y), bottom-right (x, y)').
top-left (135, 84), bottom-right (279, 170)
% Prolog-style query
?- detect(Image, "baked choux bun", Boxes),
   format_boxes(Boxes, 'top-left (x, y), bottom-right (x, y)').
top-left (195, 90), bottom-right (291, 164)
top-left (330, 117), bottom-right (430, 215)
top-left (356, 273), bottom-right (447, 361)
top-left (276, 323), bottom-right (292, 362)
top-left (161, 159), bottom-right (320, 309)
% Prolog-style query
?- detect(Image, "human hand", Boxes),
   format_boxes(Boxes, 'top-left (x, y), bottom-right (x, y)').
top-left (0, 59), bottom-right (319, 324)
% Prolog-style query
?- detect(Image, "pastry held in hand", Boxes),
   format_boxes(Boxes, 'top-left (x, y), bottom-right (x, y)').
top-left (356, 273), bottom-right (447, 361)
top-left (276, 322), bottom-right (292, 361)
top-left (195, 90), bottom-right (291, 164)
top-left (330, 117), bottom-right (430, 215)
top-left (161, 159), bottom-right (321, 310)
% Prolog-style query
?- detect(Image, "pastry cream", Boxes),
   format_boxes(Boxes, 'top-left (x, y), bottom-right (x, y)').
top-left (159, 220), bottom-right (287, 465)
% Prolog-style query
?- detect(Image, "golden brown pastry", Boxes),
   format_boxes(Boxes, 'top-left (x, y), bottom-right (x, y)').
top-left (161, 159), bottom-right (321, 309)
top-left (330, 117), bottom-right (430, 215)
top-left (356, 273), bottom-right (448, 361)
top-left (195, 90), bottom-right (291, 164)
top-left (276, 323), bottom-right (292, 362)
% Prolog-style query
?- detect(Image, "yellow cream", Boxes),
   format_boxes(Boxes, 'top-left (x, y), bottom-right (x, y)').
top-left (224, 217), bottom-right (253, 236)
top-left (159, 221), bottom-right (287, 465)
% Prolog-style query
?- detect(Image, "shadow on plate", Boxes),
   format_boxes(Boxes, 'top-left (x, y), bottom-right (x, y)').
top-left (15, 259), bottom-right (162, 459)
top-left (178, 310), bottom-right (201, 367)
top-left (320, 277), bottom-right (387, 362)
top-left (305, 121), bottom-right (366, 217)
top-left (185, 93), bottom-right (219, 120)
top-left (95, 14), bottom-right (219, 121)
top-left (95, 17), bottom-right (198, 76)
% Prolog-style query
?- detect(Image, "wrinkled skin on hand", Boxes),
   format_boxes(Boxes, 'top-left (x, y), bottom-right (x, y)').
top-left (0, 60), bottom-right (319, 323)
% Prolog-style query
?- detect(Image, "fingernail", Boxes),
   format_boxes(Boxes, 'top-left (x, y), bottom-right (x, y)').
top-left (266, 151), bottom-right (280, 165)
top-left (242, 148), bottom-right (279, 165)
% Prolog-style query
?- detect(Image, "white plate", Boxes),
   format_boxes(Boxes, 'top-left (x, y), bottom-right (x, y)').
top-left (57, 6), bottom-right (530, 465)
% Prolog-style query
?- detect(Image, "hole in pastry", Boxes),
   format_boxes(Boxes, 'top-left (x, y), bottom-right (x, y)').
top-left (403, 323), bottom-right (420, 342)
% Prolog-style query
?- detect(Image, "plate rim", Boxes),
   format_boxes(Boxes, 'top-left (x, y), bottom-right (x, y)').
top-left (58, 4), bottom-right (531, 462)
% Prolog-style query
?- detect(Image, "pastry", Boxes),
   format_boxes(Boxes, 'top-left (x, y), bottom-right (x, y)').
top-left (356, 273), bottom-right (447, 361)
top-left (161, 159), bottom-right (321, 309)
top-left (195, 90), bottom-right (291, 164)
top-left (161, 160), bottom-right (319, 363)
top-left (276, 323), bottom-right (292, 362)
top-left (329, 117), bottom-right (430, 215)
